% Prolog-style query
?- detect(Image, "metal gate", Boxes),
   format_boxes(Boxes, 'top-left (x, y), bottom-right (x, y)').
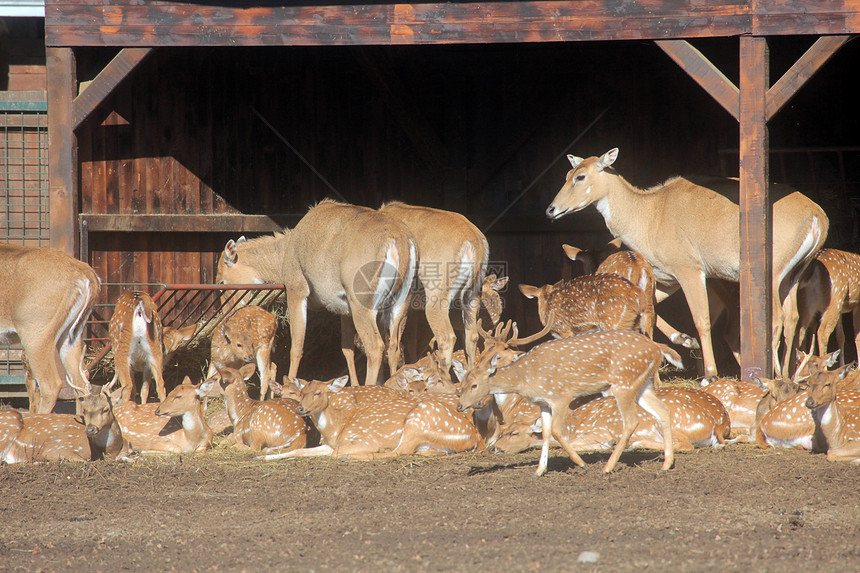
top-left (0, 94), bottom-right (49, 399)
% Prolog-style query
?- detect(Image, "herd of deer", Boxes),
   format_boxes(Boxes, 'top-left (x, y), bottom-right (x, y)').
top-left (3, 147), bottom-right (860, 472)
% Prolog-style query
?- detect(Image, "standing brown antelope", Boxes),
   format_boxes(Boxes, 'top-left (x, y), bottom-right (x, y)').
top-left (203, 364), bottom-right (309, 454)
top-left (519, 273), bottom-right (651, 339)
top-left (379, 202), bottom-right (488, 372)
top-left (546, 148), bottom-right (828, 380)
top-left (208, 305), bottom-right (277, 400)
top-left (457, 329), bottom-right (681, 476)
top-left (782, 249), bottom-right (860, 378)
top-left (109, 291), bottom-right (197, 403)
top-left (216, 200), bottom-right (417, 386)
top-left (0, 244), bottom-right (100, 413)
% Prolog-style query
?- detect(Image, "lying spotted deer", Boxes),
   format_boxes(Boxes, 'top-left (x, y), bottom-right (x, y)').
top-left (519, 273), bottom-right (651, 340)
top-left (380, 202), bottom-right (488, 371)
top-left (1, 413), bottom-right (92, 463)
top-left (263, 375), bottom-right (482, 461)
top-left (700, 378), bottom-right (766, 438)
top-left (109, 290), bottom-right (196, 403)
top-left (0, 410), bottom-right (24, 455)
top-left (782, 249), bottom-right (860, 378)
top-left (208, 305), bottom-right (278, 400)
top-left (492, 387), bottom-right (730, 454)
top-left (203, 364), bottom-right (309, 454)
top-left (457, 329), bottom-right (681, 476)
top-left (1, 244), bottom-right (100, 413)
top-left (546, 147), bottom-right (828, 379)
top-left (803, 362), bottom-right (860, 463)
top-left (217, 199), bottom-right (417, 386)
top-left (113, 377), bottom-right (213, 454)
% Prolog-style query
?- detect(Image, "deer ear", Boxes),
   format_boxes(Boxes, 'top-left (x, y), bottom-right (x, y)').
top-left (181, 376), bottom-right (192, 385)
top-left (236, 235), bottom-right (247, 244)
top-left (395, 375), bottom-right (410, 390)
top-left (488, 353), bottom-right (499, 374)
top-left (451, 359), bottom-right (467, 383)
top-left (561, 244), bottom-right (581, 261)
top-left (224, 240), bottom-right (239, 267)
top-left (607, 238), bottom-right (623, 250)
top-left (329, 375), bottom-right (349, 392)
top-left (197, 379), bottom-right (216, 397)
top-left (291, 377), bottom-right (307, 390)
top-left (239, 363), bottom-right (256, 380)
top-left (426, 372), bottom-right (440, 387)
top-left (530, 418), bottom-right (543, 434)
top-left (518, 284), bottom-right (539, 299)
top-left (492, 276), bottom-right (508, 290)
top-left (403, 368), bottom-right (423, 381)
top-left (567, 154), bottom-right (584, 169)
top-left (825, 351), bottom-right (840, 368)
top-left (597, 148), bottom-right (619, 169)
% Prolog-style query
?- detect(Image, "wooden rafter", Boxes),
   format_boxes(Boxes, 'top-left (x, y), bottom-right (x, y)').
top-left (73, 48), bottom-right (153, 130)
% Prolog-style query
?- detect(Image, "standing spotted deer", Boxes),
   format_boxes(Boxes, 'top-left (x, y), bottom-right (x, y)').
top-left (208, 305), bottom-right (277, 400)
top-left (109, 291), bottom-right (196, 403)
top-left (782, 249), bottom-right (860, 378)
top-left (519, 273), bottom-right (651, 339)
top-left (379, 202), bottom-right (488, 371)
top-left (217, 200), bottom-right (417, 386)
top-left (457, 330), bottom-right (681, 476)
top-left (546, 148), bottom-right (828, 380)
top-left (0, 244), bottom-right (100, 413)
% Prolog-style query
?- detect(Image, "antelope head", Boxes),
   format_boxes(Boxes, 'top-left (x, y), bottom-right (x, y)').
top-left (546, 147), bottom-right (618, 220)
top-left (215, 236), bottom-right (261, 285)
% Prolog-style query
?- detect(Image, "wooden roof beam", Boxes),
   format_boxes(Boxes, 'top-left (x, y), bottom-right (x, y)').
top-left (73, 48), bottom-right (153, 130)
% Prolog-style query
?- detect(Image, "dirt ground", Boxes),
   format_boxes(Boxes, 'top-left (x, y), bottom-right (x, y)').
top-left (2, 436), bottom-right (859, 572)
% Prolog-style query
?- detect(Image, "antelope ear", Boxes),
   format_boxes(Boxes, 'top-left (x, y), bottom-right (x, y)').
top-left (519, 284), bottom-right (540, 299)
top-left (239, 362), bottom-right (256, 380)
top-left (530, 418), bottom-right (543, 434)
top-left (567, 154), bottom-right (584, 169)
top-left (224, 240), bottom-right (239, 267)
top-left (597, 148), bottom-right (619, 170)
top-left (328, 375), bottom-right (349, 392)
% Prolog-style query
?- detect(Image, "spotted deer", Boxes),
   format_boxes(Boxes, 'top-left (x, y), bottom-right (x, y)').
top-left (113, 377), bottom-right (213, 454)
top-left (493, 387), bottom-right (730, 454)
top-left (1, 413), bottom-right (92, 463)
top-left (217, 200), bottom-right (417, 386)
top-left (203, 364), bottom-right (309, 453)
top-left (457, 330), bottom-right (681, 476)
top-left (562, 241), bottom-right (695, 349)
top-left (519, 273), bottom-right (651, 339)
top-left (263, 375), bottom-right (482, 461)
top-left (803, 362), bottom-right (860, 463)
top-left (75, 383), bottom-right (132, 460)
top-left (208, 305), bottom-right (278, 400)
top-left (380, 202), bottom-right (488, 372)
top-left (109, 291), bottom-right (196, 403)
top-left (546, 148), bottom-right (828, 379)
top-left (0, 410), bottom-right (24, 455)
top-left (782, 249), bottom-right (860, 378)
top-left (700, 378), bottom-right (767, 437)
top-left (0, 244), bottom-right (100, 413)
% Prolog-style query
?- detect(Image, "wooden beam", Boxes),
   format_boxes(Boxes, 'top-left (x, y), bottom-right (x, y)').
top-left (656, 39), bottom-right (740, 121)
top-left (80, 214), bottom-right (287, 233)
top-left (46, 47), bottom-right (78, 256)
top-left (766, 35), bottom-right (852, 121)
top-left (73, 48), bottom-right (153, 130)
top-left (738, 36), bottom-right (771, 381)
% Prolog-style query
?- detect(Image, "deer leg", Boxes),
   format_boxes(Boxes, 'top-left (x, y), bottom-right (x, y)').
top-left (425, 293), bottom-right (456, 375)
top-left (462, 293), bottom-right (481, 368)
top-left (636, 383), bottom-right (675, 470)
top-left (385, 291), bottom-right (410, 377)
top-left (780, 287), bottom-right (802, 379)
top-left (603, 383), bottom-right (642, 473)
top-left (140, 370), bottom-right (152, 404)
top-left (255, 342), bottom-right (274, 400)
top-left (835, 314), bottom-right (847, 366)
top-left (340, 316), bottom-right (361, 387)
top-left (21, 335), bottom-right (66, 414)
top-left (150, 350), bottom-right (167, 403)
top-left (535, 407), bottom-right (554, 477)
top-left (817, 303), bottom-right (841, 359)
top-left (549, 404), bottom-right (586, 469)
top-left (675, 270), bottom-right (718, 379)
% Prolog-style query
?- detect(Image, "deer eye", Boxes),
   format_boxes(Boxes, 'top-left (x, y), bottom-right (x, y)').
top-left (471, 384), bottom-right (478, 390)
top-left (575, 174), bottom-right (586, 182)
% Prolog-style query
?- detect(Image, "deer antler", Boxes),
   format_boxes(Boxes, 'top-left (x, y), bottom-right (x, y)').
top-left (508, 311), bottom-right (556, 347)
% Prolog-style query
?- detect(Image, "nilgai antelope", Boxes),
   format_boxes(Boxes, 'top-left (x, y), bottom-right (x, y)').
top-left (563, 241), bottom-right (694, 348)
top-left (0, 244), bottom-right (100, 413)
top-left (492, 387), bottom-right (729, 454)
top-left (379, 202), bottom-right (488, 371)
top-left (204, 364), bottom-right (309, 453)
top-left (782, 249), bottom-right (860, 378)
top-left (457, 330), bottom-right (681, 476)
top-left (217, 200), bottom-right (417, 386)
top-left (546, 148), bottom-right (828, 379)
top-left (113, 377), bottom-right (213, 454)
top-left (519, 273), bottom-right (651, 339)
top-left (264, 375), bottom-right (482, 460)
top-left (109, 291), bottom-right (196, 403)
top-left (208, 305), bottom-right (278, 400)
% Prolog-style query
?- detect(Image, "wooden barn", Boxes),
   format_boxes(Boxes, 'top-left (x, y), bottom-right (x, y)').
top-left (2, 1), bottom-right (860, 398)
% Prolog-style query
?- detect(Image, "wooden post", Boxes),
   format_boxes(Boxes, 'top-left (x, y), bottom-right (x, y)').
top-left (738, 36), bottom-right (771, 380)
top-left (46, 47), bottom-right (78, 256)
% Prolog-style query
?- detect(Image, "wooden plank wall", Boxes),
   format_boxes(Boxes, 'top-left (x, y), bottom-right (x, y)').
top-left (76, 39), bottom-right (859, 374)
